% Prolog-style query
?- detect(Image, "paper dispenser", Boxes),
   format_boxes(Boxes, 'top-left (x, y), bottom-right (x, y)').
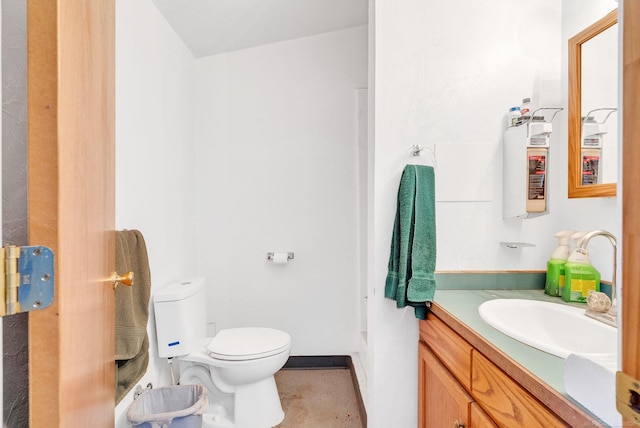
top-left (503, 108), bottom-right (562, 219)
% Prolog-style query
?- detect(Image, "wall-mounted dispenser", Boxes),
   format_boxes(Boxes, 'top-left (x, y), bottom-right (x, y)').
top-left (503, 107), bottom-right (563, 219)
top-left (581, 108), bottom-right (617, 185)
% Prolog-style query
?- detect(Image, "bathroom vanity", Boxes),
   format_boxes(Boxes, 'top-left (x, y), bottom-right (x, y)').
top-left (418, 289), bottom-right (609, 427)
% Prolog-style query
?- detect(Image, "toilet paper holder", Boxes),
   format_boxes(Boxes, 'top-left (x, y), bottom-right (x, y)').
top-left (266, 252), bottom-right (295, 261)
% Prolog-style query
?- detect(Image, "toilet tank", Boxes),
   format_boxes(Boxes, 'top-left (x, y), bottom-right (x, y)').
top-left (154, 277), bottom-right (207, 358)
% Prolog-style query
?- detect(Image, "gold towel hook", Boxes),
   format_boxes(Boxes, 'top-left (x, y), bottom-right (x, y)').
top-left (111, 271), bottom-right (134, 289)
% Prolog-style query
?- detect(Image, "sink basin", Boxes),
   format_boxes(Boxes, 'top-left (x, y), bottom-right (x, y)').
top-left (478, 298), bottom-right (617, 358)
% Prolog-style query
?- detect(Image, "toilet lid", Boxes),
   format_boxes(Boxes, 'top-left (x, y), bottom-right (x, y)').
top-left (207, 327), bottom-right (291, 361)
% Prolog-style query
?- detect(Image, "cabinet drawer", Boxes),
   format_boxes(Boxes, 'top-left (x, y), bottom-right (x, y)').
top-left (471, 351), bottom-right (567, 427)
top-left (420, 314), bottom-right (473, 390)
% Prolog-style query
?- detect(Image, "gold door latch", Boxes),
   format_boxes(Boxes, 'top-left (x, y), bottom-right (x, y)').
top-left (0, 245), bottom-right (55, 317)
top-left (617, 371), bottom-right (640, 426)
top-left (111, 271), bottom-right (134, 289)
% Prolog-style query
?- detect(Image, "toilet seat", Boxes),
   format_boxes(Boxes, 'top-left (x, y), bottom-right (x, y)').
top-left (207, 327), bottom-right (291, 361)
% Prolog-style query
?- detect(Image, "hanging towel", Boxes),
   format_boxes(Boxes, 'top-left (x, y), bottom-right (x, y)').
top-left (384, 165), bottom-right (436, 320)
top-left (115, 229), bottom-right (151, 404)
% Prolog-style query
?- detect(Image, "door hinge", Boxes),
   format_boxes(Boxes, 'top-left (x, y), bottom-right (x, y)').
top-left (616, 371), bottom-right (640, 426)
top-left (0, 245), bottom-right (54, 317)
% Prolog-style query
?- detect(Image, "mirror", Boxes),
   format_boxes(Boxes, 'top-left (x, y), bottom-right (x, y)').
top-left (568, 9), bottom-right (618, 198)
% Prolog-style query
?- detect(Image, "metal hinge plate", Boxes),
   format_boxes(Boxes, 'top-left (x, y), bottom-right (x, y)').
top-left (616, 371), bottom-right (640, 426)
top-left (0, 245), bottom-right (54, 317)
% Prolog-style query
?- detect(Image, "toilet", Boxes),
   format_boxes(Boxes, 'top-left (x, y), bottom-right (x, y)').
top-left (153, 278), bottom-right (291, 428)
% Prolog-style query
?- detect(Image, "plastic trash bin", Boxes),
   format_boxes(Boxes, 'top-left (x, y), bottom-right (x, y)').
top-left (127, 384), bottom-right (209, 428)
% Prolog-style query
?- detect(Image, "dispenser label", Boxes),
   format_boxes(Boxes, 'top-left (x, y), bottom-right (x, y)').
top-left (567, 279), bottom-right (597, 302)
top-left (582, 154), bottom-right (600, 185)
top-left (575, 278), bottom-right (596, 297)
top-left (528, 155), bottom-right (546, 200)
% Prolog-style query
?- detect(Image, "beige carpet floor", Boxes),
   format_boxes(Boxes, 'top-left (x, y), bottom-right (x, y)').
top-left (274, 368), bottom-right (363, 427)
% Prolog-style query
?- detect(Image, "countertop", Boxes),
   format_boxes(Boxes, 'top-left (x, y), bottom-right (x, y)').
top-left (431, 288), bottom-right (610, 427)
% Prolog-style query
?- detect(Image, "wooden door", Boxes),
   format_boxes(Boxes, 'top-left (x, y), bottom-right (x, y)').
top-left (27, 0), bottom-right (115, 426)
top-left (622, 1), bottom-right (640, 425)
top-left (418, 342), bottom-right (471, 428)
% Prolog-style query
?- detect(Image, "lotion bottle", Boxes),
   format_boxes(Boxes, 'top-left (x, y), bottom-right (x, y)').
top-left (508, 106), bottom-right (521, 127)
top-left (545, 230), bottom-right (575, 296)
top-left (563, 232), bottom-right (600, 303)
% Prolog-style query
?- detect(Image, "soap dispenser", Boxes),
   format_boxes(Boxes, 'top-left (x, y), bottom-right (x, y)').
top-left (545, 230), bottom-right (575, 296)
top-left (563, 232), bottom-right (601, 303)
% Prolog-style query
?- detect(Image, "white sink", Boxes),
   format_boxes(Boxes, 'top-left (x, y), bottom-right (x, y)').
top-left (478, 298), bottom-right (617, 358)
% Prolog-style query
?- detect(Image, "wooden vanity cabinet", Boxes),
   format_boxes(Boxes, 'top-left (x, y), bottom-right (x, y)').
top-left (419, 314), bottom-right (497, 428)
top-left (419, 311), bottom-right (569, 428)
top-left (471, 351), bottom-right (564, 427)
top-left (419, 342), bottom-right (472, 428)
top-left (470, 403), bottom-right (499, 428)
top-left (419, 342), bottom-right (497, 428)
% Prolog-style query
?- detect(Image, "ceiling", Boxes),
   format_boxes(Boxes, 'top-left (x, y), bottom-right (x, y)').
top-left (150, 0), bottom-right (369, 58)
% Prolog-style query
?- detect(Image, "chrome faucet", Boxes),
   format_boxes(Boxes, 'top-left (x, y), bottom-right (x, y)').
top-left (576, 230), bottom-right (617, 327)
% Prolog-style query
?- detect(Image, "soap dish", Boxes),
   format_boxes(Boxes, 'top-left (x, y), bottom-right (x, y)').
top-left (500, 242), bottom-right (536, 249)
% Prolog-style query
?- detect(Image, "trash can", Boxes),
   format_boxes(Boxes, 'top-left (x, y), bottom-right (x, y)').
top-left (127, 384), bottom-right (209, 428)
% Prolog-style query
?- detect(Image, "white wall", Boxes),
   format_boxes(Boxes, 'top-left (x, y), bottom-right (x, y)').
top-left (558, 1), bottom-right (620, 271)
top-left (193, 26), bottom-right (368, 355)
top-left (113, 1), bottom-right (621, 426)
top-left (114, 0), bottom-right (197, 424)
top-left (369, 1), bottom-right (618, 427)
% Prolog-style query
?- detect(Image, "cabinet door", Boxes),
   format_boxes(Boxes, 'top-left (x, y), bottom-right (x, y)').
top-left (420, 314), bottom-right (473, 390)
top-left (470, 403), bottom-right (498, 428)
top-left (471, 351), bottom-right (567, 427)
top-left (419, 342), bottom-right (472, 428)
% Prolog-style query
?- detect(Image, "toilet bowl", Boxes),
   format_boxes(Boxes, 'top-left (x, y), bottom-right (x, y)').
top-left (153, 278), bottom-right (291, 428)
top-left (180, 330), bottom-right (290, 428)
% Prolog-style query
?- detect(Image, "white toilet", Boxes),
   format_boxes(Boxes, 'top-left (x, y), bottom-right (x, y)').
top-left (153, 278), bottom-right (291, 428)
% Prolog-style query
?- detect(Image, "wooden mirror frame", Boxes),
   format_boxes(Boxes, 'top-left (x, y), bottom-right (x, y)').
top-left (568, 9), bottom-right (618, 198)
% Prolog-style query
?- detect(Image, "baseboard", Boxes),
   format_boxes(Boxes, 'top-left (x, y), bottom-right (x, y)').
top-left (282, 356), bottom-right (367, 427)
top-left (283, 355), bottom-right (350, 369)
top-left (346, 357), bottom-right (368, 427)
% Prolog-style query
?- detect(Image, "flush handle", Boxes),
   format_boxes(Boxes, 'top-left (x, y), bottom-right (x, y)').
top-left (111, 271), bottom-right (134, 289)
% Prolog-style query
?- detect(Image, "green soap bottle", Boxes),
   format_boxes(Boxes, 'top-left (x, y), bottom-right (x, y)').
top-left (546, 259), bottom-right (566, 297)
top-left (563, 243), bottom-right (600, 303)
top-left (545, 230), bottom-right (575, 296)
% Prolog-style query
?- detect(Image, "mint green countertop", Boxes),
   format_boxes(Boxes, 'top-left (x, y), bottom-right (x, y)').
top-left (432, 288), bottom-right (605, 424)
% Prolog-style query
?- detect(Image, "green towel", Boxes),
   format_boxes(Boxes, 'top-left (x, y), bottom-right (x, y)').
top-left (385, 165), bottom-right (436, 319)
top-left (115, 229), bottom-right (151, 404)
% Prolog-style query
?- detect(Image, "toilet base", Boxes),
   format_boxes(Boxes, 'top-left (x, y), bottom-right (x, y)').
top-left (181, 364), bottom-right (284, 428)
top-left (232, 376), bottom-right (284, 428)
